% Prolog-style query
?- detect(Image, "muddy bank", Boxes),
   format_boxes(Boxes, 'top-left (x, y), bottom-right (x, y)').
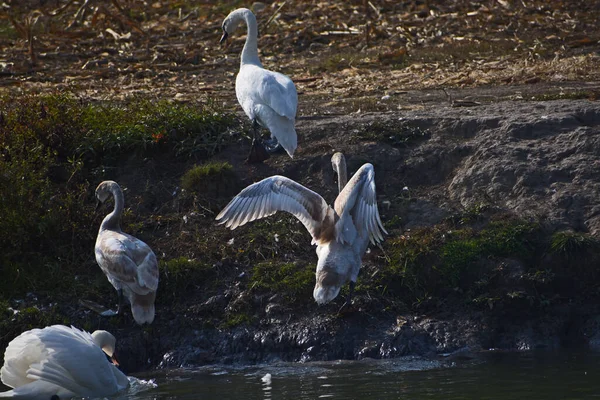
top-left (116, 98), bottom-right (600, 373)
top-left (1, 97), bottom-right (600, 377)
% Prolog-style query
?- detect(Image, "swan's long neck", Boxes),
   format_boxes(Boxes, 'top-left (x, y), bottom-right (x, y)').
top-left (238, 9), bottom-right (262, 67)
top-left (333, 156), bottom-right (348, 193)
top-left (100, 183), bottom-right (123, 232)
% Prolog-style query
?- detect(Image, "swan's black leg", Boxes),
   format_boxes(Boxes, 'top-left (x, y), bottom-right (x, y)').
top-left (263, 136), bottom-right (283, 154)
top-left (247, 118), bottom-right (270, 163)
top-left (116, 289), bottom-right (124, 315)
top-left (347, 281), bottom-right (356, 304)
top-left (337, 281), bottom-right (356, 314)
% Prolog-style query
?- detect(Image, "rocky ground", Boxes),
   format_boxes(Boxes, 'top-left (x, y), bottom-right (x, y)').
top-left (1, 0), bottom-right (600, 378)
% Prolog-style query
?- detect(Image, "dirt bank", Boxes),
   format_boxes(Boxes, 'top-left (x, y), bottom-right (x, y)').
top-left (2, 0), bottom-right (600, 377)
top-left (3, 96), bottom-right (599, 375)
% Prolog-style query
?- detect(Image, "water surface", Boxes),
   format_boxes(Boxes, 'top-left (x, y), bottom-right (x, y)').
top-left (124, 351), bottom-right (600, 399)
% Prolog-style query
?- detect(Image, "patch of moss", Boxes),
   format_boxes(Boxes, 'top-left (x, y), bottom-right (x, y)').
top-left (250, 261), bottom-right (315, 303)
top-left (180, 161), bottom-right (238, 199)
top-left (376, 219), bottom-right (541, 302)
top-left (530, 91), bottom-right (599, 101)
top-left (222, 312), bottom-right (255, 328)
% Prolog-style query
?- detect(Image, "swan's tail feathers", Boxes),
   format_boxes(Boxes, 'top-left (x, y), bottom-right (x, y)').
top-left (273, 125), bottom-right (297, 159)
top-left (130, 291), bottom-right (156, 325)
top-left (313, 269), bottom-right (344, 305)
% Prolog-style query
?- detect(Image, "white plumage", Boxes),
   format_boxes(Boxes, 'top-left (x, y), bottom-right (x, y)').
top-left (0, 325), bottom-right (128, 399)
top-left (216, 152), bottom-right (387, 305)
top-left (221, 8), bottom-right (298, 160)
top-left (95, 180), bottom-right (159, 325)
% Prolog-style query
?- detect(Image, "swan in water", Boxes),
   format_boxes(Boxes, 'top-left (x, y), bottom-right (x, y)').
top-left (220, 8), bottom-right (298, 163)
top-left (216, 152), bottom-right (387, 305)
top-left (0, 325), bottom-right (129, 399)
top-left (95, 180), bottom-right (159, 325)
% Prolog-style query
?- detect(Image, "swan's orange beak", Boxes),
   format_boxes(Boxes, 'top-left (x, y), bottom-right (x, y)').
top-left (110, 353), bottom-right (120, 366)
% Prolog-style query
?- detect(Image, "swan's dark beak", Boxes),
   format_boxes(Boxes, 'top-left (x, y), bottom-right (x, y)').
top-left (95, 200), bottom-right (101, 211)
top-left (220, 30), bottom-right (228, 44)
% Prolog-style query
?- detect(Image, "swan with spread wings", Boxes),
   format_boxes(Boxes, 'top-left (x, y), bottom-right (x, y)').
top-left (216, 152), bottom-right (387, 305)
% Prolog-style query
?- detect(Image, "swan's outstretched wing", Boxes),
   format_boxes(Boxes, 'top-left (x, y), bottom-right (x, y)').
top-left (216, 176), bottom-right (329, 242)
top-left (334, 164), bottom-right (388, 245)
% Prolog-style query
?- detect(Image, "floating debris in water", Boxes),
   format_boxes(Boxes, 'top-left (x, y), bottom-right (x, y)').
top-left (261, 373), bottom-right (272, 384)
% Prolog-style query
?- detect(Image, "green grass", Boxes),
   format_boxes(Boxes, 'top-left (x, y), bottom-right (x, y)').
top-left (250, 261), bottom-right (315, 303)
top-left (0, 92), bottom-right (236, 302)
top-left (180, 161), bottom-right (238, 200)
top-left (550, 231), bottom-right (600, 258)
top-left (371, 218), bottom-right (542, 306)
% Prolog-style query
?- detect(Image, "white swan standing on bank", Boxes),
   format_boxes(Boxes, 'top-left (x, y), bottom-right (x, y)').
top-left (220, 7), bottom-right (298, 163)
top-left (95, 180), bottom-right (159, 325)
top-left (216, 152), bottom-right (387, 305)
top-left (0, 325), bottom-right (129, 399)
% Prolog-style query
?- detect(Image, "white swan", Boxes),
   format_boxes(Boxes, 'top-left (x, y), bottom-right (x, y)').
top-left (95, 180), bottom-right (159, 325)
top-left (0, 325), bottom-right (129, 399)
top-left (220, 7), bottom-right (298, 163)
top-left (216, 152), bottom-right (387, 305)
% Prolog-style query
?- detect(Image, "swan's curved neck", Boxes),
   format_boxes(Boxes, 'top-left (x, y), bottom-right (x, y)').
top-left (100, 184), bottom-right (123, 232)
top-left (333, 157), bottom-right (348, 193)
top-left (238, 9), bottom-right (262, 67)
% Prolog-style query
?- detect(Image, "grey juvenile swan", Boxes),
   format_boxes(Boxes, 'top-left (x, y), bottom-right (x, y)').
top-left (220, 7), bottom-right (298, 163)
top-left (95, 181), bottom-right (159, 325)
top-left (216, 152), bottom-right (387, 305)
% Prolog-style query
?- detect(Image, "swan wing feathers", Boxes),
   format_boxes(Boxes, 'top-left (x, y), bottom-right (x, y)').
top-left (216, 176), bottom-right (328, 241)
top-left (0, 380), bottom-right (64, 399)
top-left (334, 164), bottom-right (388, 245)
top-left (238, 66), bottom-right (297, 120)
top-left (24, 326), bottom-right (122, 397)
top-left (1, 329), bottom-right (45, 388)
top-left (258, 71), bottom-right (297, 120)
top-left (96, 232), bottom-right (158, 292)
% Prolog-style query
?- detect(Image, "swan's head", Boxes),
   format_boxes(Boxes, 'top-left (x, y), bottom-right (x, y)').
top-left (331, 152), bottom-right (346, 170)
top-left (220, 8), bottom-right (253, 43)
top-left (313, 242), bottom-right (350, 304)
top-left (331, 152), bottom-right (347, 174)
top-left (92, 330), bottom-right (119, 365)
top-left (331, 152), bottom-right (347, 191)
top-left (95, 180), bottom-right (118, 204)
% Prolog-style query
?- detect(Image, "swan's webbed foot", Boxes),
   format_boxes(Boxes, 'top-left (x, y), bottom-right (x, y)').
top-left (263, 136), bottom-right (283, 154)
